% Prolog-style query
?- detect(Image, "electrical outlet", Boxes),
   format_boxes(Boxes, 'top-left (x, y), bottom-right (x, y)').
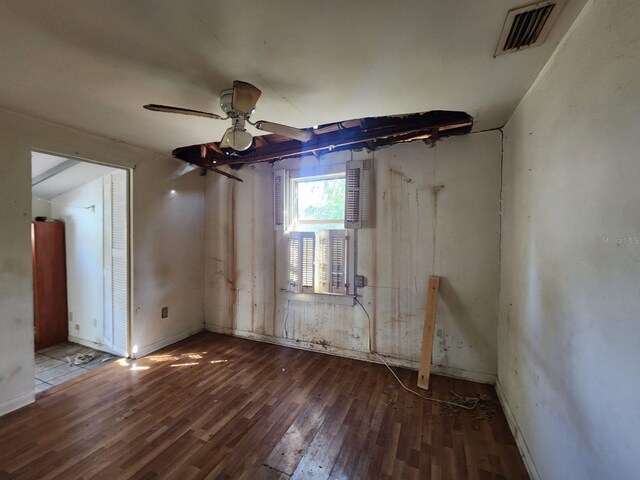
top-left (68, 312), bottom-right (73, 322)
top-left (75, 324), bottom-right (80, 332)
top-left (161, 306), bottom-right (168, 318)
top-left (355, 275), bottom-right (367, 288)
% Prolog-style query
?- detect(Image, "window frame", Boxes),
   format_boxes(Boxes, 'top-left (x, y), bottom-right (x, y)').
top-left (289, 172), bottom-right (347, 232)
top-left (287, 167), bottom-right (346, 233)
top-left (283, 166), bottom-right (356, 298)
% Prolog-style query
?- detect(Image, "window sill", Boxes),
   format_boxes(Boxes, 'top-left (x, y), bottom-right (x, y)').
top-left (283, 291), bottom-right (356, 306)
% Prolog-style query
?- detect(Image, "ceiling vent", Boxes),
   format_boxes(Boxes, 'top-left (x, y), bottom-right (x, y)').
top-left (494, 1), bottom-right (564, 56)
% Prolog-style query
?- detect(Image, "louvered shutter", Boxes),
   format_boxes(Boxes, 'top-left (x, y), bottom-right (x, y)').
top-left (288, 232), bottom-right (315, 293)
top-left (102, 176), bottom-right (113, 348)
top-left (315, 230), bottom-right (346, 294)
top-left (300, 233), bottom-right (315, 293)
top-left (315, 230), bottom-right (330, 293)
top-left (288, 232), bottom-right (301, 292)
top-left (345, 159), bottom-right (371, 229)
top-left (361, 160), bottom-right (371, 225)
top-left (273, 169), bottom-right (287, 230)
top-left (111, 171), bottom-right (128, 355)
top-left (103, 171), bottom-right (128, 356)
top-left (329, 230), bottom-right (346, 294)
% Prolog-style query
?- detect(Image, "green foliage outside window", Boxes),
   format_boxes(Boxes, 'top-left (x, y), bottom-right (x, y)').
top-left (298, 178), bottom-right (345, 221)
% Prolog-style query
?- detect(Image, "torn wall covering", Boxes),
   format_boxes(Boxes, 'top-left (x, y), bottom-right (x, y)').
top-left (204, 130), bottom-right (501, 382)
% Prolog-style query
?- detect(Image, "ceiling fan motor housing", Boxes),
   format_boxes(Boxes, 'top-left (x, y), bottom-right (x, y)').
top-left (219, 88), bottom-right (234, 115)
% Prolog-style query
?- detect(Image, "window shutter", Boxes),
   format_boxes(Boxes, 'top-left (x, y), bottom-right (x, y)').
top-left (288, 232), bottom-right (301, 293)
top-left (288, 232), bottom-right (315, 293)
top-left (301, 233), bottom-right (315, 293)
top-left (273, 169), bottom-right (287, 230)
top-left (361, 159), bottom-right (372, 225)
top-left (315, 230), bottom-right (330, 293)
top-left (329, 230), bottom-right (346, 294)
top-left (345, 159), bottom-right (371, 229)
top-left (314, 229), bottom-right (346, 294)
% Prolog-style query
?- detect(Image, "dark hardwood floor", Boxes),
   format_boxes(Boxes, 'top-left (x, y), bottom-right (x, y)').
top-left (0, 332), bottom-right (528, 479)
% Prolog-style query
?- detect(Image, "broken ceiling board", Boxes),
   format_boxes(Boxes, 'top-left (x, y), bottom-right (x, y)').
top-left (172, 110), bottom-right (472, 172)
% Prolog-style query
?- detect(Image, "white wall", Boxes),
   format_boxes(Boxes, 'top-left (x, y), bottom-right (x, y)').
top-left (31, 197), bottom-right (50, 219)
top-left (51, 176), bottom-right (105, 347)
top-left (0, 109), bottom-right (205, 416)
top-left (498, 1), bottom-right (640, 478)
top-left (205, 131), bottom-right (502, 381)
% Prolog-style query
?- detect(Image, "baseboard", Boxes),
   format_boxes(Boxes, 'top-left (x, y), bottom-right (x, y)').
top-left (204, 324), bottom-right (495, 385)
top-left (430, 363), bottom-right (496, 385)
top-left (495, 378), bottom-right (541, 480)
top-left (67, 335), bottom-right (118, 356)
top-left (134, 326), bottom-right (205, 358)
top-left (0, 390), bottom-right (34, 418)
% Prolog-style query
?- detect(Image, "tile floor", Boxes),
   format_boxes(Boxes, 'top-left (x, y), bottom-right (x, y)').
top-left (35, 342), bottom-right (119, 393)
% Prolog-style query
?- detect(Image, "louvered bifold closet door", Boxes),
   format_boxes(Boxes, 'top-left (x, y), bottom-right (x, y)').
top-left (103, 176), bottom-right (113, 349)
top-left (345, 159), bottom-right (372, 229)
top-left (103, 171), bottom-right (128, 356)
top-left (111, 170), bottom-right (128, 356)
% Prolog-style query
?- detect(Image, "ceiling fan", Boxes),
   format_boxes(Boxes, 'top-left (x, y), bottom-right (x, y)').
top-left (144, 81), bottom-right (314, 152)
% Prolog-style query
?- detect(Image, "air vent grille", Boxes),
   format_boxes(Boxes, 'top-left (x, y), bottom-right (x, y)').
top-left (495, 1), bottom-right (563, 56)
top-left (505, 5), bottom-right (554, 50)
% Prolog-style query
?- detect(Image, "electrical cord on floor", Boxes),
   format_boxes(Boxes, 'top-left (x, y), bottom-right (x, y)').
top-left (282, 299), bottom-right (290, 339)
top-left (354, 296), bottom-right (480, 411)
top-left (354, 296), bottom-right (372, 353)
top-left (373, 352), bottom-right (479, 410)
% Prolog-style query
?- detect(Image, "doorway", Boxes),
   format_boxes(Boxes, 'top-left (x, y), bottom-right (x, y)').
top-left (31, 151), bottom-right (130, 392)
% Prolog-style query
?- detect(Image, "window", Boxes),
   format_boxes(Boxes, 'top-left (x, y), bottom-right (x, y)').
top-left (274, 160), bottom-right (371, 297)
top-left (291, 175), bottom-right (345, 232)
top-left (287, 173), bottom-right (347, 295)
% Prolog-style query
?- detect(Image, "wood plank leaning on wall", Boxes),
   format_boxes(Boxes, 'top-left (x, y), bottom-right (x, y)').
top-left (417, 275), bottom-right (440, 390)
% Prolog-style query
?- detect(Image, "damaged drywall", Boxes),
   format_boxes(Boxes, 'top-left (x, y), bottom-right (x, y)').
top-left (205, 130), bottom-right (501, 380)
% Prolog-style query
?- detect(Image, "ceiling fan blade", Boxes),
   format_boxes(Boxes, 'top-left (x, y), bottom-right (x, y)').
top-left (254, 120), bottom-right (314, 142)
top-left (232, 81), bottom-right (262, 115)
top-left (143, 104), bottom-right (223, 120)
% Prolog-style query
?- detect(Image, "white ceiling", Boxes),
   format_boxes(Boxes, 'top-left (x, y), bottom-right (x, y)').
top-left (0, 0), bottom-right (586, 154)
top-left (31, 151), bottom-right (68, 179)
top-left (32, 152), bottom-right (117, 199)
